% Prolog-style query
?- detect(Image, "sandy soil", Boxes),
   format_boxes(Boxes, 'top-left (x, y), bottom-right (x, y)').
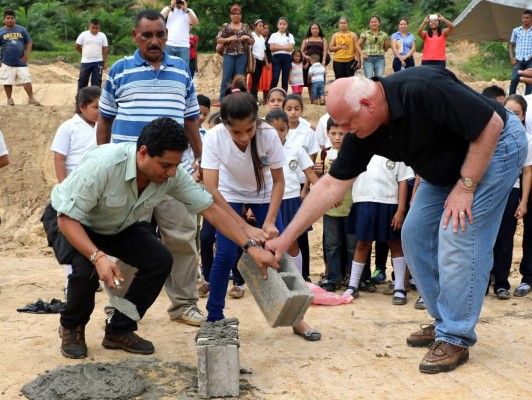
top-left (0, 43), bottom-right (531, 399)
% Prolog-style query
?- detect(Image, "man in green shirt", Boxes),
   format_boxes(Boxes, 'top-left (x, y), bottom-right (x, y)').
top-left (43, 118), bottom-right (277, 359)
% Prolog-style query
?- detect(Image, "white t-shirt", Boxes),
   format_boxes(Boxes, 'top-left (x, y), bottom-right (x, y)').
top-left (268, 32), bottom-right (295, 55)
top-left (202, 122), bottom-right (285, 203)
top-left (514, 129), bottom-right (532, 188)
top-left (162, 6), bottom-right (197, 47)
top-left (352, 155), bottom-right (415, 205)
top-left (283, 143), bottom-right (313, 199)
top-left (50, 114), bottom-right (97, 175)
top-left (252, 31), bottom-right (266, 61)
top-left (315, 112), bottom-right (332, 148)
top-left (0, 131), bottom-right (8, 157)
top-left (76, 31), bottom-right (108, 63)
top-left (308, 63), bottom-right (326, 82)
top-left (286, 122), bottom-right (320, 183)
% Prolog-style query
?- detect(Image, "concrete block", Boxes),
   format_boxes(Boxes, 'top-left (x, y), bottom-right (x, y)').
top-left (196, 318), bottom-right (240, 399)
top-left (237, 253), bottom-right (313, 328)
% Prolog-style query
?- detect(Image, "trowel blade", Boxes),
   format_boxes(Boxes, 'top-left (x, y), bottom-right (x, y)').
top-left (109, 295), bottom-right (140, 321)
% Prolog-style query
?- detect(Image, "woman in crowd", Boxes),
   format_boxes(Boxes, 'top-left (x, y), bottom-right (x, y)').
top-left (329, 17), bottom-right (359, 79)
top-left (391, 17), bottom-right (416, 72)
top-left (269, 17), bottom-right (295, 92)
top-left (249, 19), bottom-right (268, 101)
top-left (301, 23), bottom-right (329, 98)
top-left (215, 4), bottom-right (254, 103)
top-left (357, 15), bottom-right (389, 77)
top-left (417, 13), bottom-right (454, 68)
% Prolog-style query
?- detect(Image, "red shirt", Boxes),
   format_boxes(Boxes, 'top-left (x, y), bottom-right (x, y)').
top-left (189, 35), bottom-right (199, 60)
top-left (421, 32), bottom-right (446, 61)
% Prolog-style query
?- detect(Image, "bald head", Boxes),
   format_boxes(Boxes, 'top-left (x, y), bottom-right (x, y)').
top-left (326, 76), bottom-right (387, 138)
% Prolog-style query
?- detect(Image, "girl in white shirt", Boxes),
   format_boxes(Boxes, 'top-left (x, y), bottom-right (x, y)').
top-left (202, 77), bottom-right (320, 341)
top-left (268, 17), bottom-right (295, 92)
top-left (250, 19), bottom-right (268, 100)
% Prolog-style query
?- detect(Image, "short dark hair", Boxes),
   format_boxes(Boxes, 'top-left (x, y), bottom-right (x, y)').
top-left (136, 10), bottom-right (165, 27)
top-left (76, 86), bottom-right (101, 114)
top-left (137, 118), bottom-right (188, 157)
top-left (481, 85), bottom-right (506, 99)
top-left (327, 117), bottom-right (339, 131)
top-left (265, 109), bottom-right (289, 126)
top-left (524, 10), bottom-right (532, 16)
top-left (90, 19), bottom-right (100, 26)
top-left (197, 94), bottom-right (211, 109)
top-left (4, 9), bottom-right (15, 18)
top-left (505, 94), bottom-right (528, 115)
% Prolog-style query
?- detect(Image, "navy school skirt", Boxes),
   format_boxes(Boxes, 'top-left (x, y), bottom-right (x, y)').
top-left (347, 201), bottom-right (401, 242)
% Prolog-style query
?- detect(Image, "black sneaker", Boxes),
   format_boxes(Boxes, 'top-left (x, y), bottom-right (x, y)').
top-left (321, 282), bottom-right (340, 292)
top-left (359, 280), bottom-right (376, 293)
top-left (102, 330), bottom-right (154, 354)
top-left (59, 325), bottom-right (87, 359)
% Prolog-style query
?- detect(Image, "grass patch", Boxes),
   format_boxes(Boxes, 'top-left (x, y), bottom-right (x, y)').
top-left (460, 42), bottom-right (512, 81)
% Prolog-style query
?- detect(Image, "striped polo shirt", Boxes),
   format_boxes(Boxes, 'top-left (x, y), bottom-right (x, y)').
top-left (100, 49), bottom-right (199, 143)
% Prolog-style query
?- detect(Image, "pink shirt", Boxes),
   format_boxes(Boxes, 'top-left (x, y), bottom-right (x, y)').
top-left (421, 33), bottom-right (446, 61)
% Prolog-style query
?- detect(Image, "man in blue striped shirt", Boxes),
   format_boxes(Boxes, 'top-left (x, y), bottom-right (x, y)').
top-left (97, 10), bottom-right (207, 327)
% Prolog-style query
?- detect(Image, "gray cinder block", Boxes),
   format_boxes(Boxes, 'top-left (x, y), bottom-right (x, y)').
top-left (237, 253), bottom-right (313, 327)
top-left (196, 318), bottom-right (240, 399)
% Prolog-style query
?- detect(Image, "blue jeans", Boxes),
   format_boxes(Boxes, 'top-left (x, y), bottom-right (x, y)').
top-left (311, 80), bottom-right (325, 100)
top-left (206, 202), bottom-right (283, 322)
top-left (219, 54), bottom-right (248, 101)
top-left (77, 61), bottom-right (103, 90)
top-left (165, 45), bottom-right (190, 66)
top-left (323, 215), bottom-right (356, 285)
top-left (510, 58), bottom-right (532, 95)
top-left (402, 112), bottom-right (527, 347)
top-left (421, 60), bottom-right (446, 69)
top-left (363, 55), bottom-right (385, 77)
top-left (270, 53), bottom-right (292, 92)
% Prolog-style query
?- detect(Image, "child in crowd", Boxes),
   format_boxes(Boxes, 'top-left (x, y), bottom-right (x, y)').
top-left (189, 27), bottom-right (199, 80)
top-left (50, 86), bottom-right (101, 294)
top-left (307, 53), bottom-right (326, 105)
top-left (289, 50), bottom-right (304, 95)
top-left (283, 94), bottom-right (320, 281)
top-left (201, 76), bottom-right (320, 340)
top-left (265, 109), bottom-right (319, 274)
top-left (344, 155), bottom-right (414, 305)
top-left (257, 22), bottom-right (272, 105)
top-left (491, 94), bottom-right (532, 299)
top-left (314, 118), bottom-right (355, 292)
top-left (269, 17), bottom-right (295, 92)
top-left (0, 129), bottom-right (9, 169)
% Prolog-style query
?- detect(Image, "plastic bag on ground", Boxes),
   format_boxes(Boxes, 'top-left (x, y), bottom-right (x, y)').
top-left (306, 282), bottom-right (354, 305)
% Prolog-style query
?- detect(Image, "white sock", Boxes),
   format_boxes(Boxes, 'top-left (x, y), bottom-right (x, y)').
top-left (237, 284), bottom-right (245, 291)
top-left (64, 264), bottom-right (72, 287)
top-left (290, 251), bottom-right (303, 275)
top-left (392, 257), bottom-right (406, 297)
top-left (348, 261), bottom-right (365, 288)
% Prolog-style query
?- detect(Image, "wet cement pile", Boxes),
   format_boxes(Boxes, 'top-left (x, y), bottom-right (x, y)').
top-left (21, 357), bottom-right (259, 400)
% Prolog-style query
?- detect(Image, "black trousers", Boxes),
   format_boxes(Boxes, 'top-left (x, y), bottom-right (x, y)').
top-left (42, 205), bottom-right (172, 332)
top-left (519, 194), bottom-right (532, 286)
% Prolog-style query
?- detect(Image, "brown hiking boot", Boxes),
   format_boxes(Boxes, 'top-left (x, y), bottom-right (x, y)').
top-left (59, 325), bottom-right (87, 359)
top-left (419, 341), bottom-right (469, 374)
top-left (102, 330), bottom-right (154, 354)
top-left (407, 324), bottom-right (435, 347)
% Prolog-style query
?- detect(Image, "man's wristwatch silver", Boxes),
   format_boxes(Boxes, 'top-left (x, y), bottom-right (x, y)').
top-left (242, 239), bottom-right (258, 253)
top-left (460, 176), bottom-right (478, 188)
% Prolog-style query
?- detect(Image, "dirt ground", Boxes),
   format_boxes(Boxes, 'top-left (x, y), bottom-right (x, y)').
top-left (0, 42), bottom-right (531, 399)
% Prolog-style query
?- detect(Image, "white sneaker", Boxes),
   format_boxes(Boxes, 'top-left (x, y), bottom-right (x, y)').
top-left (175, 307), bottom-right (207, 326)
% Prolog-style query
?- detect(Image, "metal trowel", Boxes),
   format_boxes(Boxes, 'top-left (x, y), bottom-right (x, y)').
top-left (109, 281), bottom-right (140, 321)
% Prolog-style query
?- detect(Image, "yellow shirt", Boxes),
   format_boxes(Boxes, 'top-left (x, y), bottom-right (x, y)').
top-left (333, 32), bottom-right (356, 62)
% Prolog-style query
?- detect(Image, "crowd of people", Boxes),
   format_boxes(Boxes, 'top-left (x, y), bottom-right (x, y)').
top-left (1, 3), bottom-right (532, 377)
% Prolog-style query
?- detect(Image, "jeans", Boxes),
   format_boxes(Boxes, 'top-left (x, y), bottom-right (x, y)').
top-left (270, 53), bottom-right (292, 92)
top-left (509, 58), bottom-right (532, 95)
top-left (363, 55), bottom-right (385, 77)
top-left (207, 202), bottom-right (283, 322)
top-left (166, 45), bottom-right (190, 66)
top-left (421, 60), bottom-right (446, 68)
top-left (493, 188), bottom-right (520, 292)
top-left (392, 57), bottom-right (415, 73)
top-left (200, 218), bottom-right (216, 282)
top-left (219, 54), bottom-right (248, 101)
top-left (77, 61), bottom-right (103, 90)
top-left (189, 57), bottom-right (197, 79)
top-left (311, 80), bottom-right (325, 100)
top-left (402, 112), bottom-right (527, 347)
top-left (323, 215), bottom-right (356, 284)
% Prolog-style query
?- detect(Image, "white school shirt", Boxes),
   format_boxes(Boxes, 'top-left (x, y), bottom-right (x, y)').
top-left (202, 123), bottom-right (285, 203)
top-left (352, 155), bottom-right (415, 205)
top-left (50, 114), bottom-right (97, 175)
top-left (269, 32), bottom-right (295, 55)
top-left (252, 32), bottom-right (266, 61)
top-left (282, 143), bottom-right (314, 199)
top-left (286, 122), bottom-right (320, 183)
top-left (0, 131), bottom-right (8, 157)
top-left (513, 128), bottom-right (532, 188)
top-left (162, 6), bottom-right (197, 48)
top-left (315, 112), bottom-right (332, 148)
top-left (76, 31), bottom-right (108, 63)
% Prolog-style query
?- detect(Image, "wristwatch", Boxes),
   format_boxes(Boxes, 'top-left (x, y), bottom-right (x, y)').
top-left (242, 239), bottom-right (258, 253)
top-left (459, 176), bottom-right (478, 188)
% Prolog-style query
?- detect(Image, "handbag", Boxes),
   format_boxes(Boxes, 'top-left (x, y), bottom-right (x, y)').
top-left (246, 45), bottom-right (256, 74)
